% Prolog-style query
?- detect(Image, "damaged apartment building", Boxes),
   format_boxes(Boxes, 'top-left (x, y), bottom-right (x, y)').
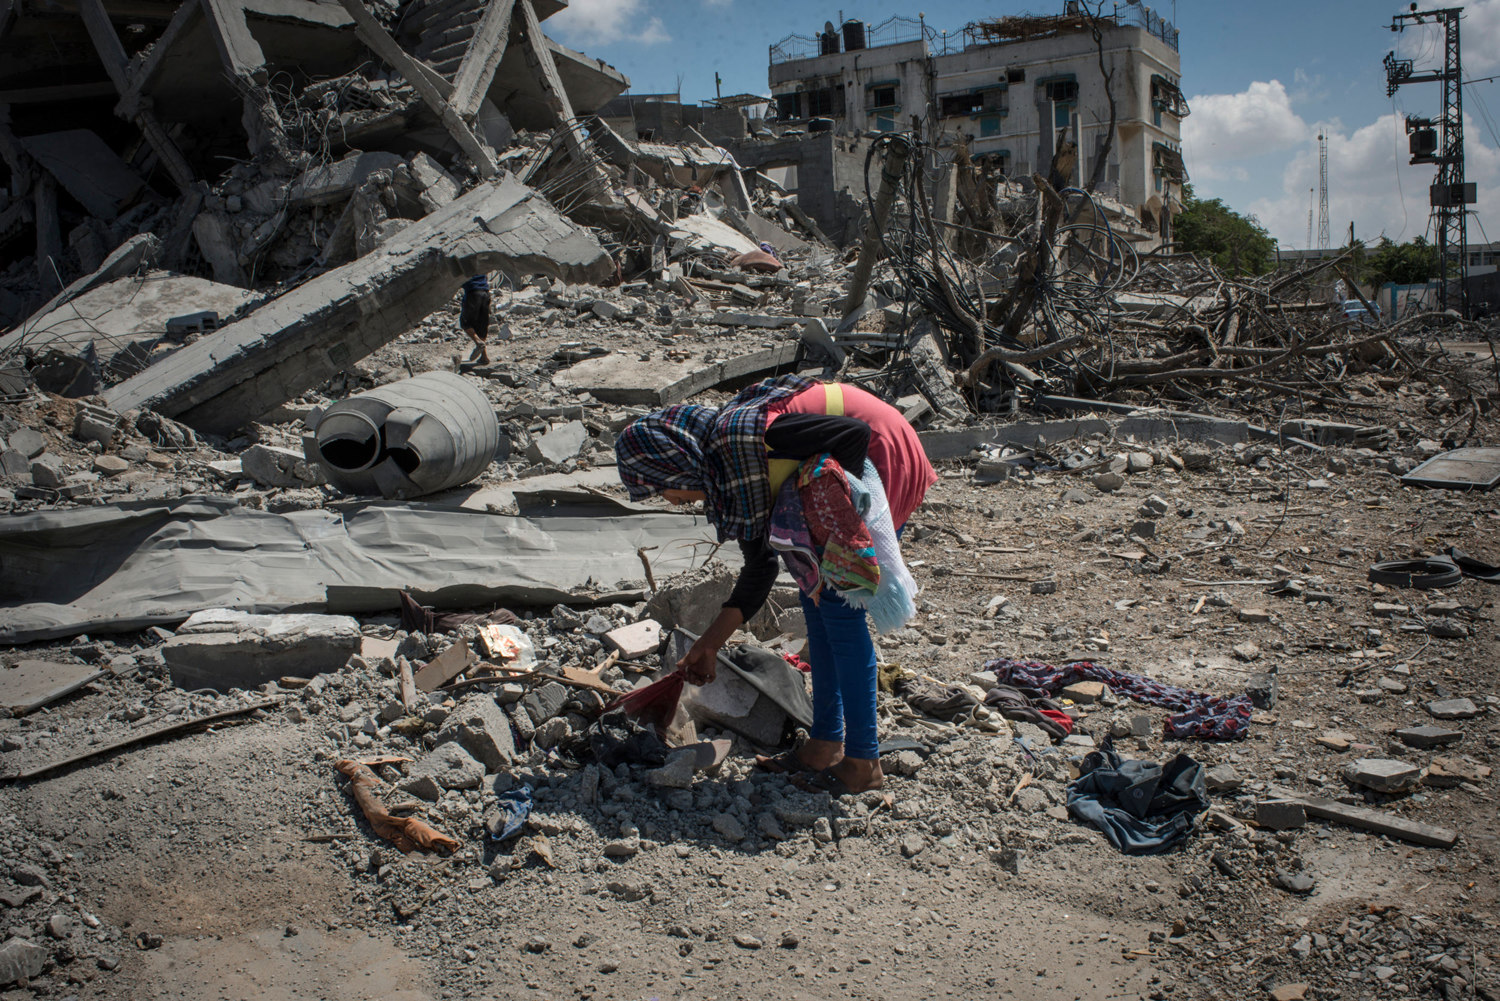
top-left (763, 3), bottom-right (1189, 245)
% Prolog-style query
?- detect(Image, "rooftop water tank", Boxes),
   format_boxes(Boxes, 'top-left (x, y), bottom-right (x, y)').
top-left (843, 19), bottom-right (866, 51)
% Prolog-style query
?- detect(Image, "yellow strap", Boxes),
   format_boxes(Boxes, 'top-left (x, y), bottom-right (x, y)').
top-left (767, 384), bottom-right (847, 497)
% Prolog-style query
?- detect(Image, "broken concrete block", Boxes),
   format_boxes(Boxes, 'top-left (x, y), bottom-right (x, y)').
top-left (1426, 698), bottom-right (1480, 720)
top-left (408, 741), bottom-right (484, 790)
top-left (0, 937), bottom-right (49, 986)
top-left (680, 669), bottom-right (787, 747)
top-left (1396, 725), bottom-right (1463, 748)
top-left (525, 420), bottom-right (588, 465)
top-left (399, 774), bottom-right (443, 802)
top-left (1255, 799), bottom-right (1306, 831)
top-left (288, 151), bottom-right (404, 207)
top-left (1424, 755), bottom-right (1490, 788)
top-left (1092, 471), bottom-right (1124, 492)
top-left (643, 563), bottom-right (737, 637)
top-left (646, 748), bottom-right (697, 789)
top-left (29, 456), bottom-right (66, 489)
top-left (106, 176), bottom-right (613, 435)
top-left (6, 428), bottom-right (46, 459)
top-left (73, 405), bottom-right (119, 446)
top-left (0, 449), bottom-right (30, 479)
top-left (603, 620), bottom-right (664, 661)
top-left (1237, 608), bottom-right (1271, 623)
top-left (160, 610), bottom-right (361, 691)
top-left (522, 681), bottom-right (569, 726)
top-left (1126, 451), bottom-right (1154, 473)
top-left (1245, 672), bottom-right (1276, 709)
top-left (92, 455), bottom-right (129, 477)
top-left (407, 153), bottom-right (460, 213)
top-left (1343, 757), bottom-right (1423, 794)
top-left (1061, 681), bottom-right (1109, 705)
top-left (436, 693), bottom-right (516, 771)
top-left (240, 444), bottom-right (326, 488)
top-left (1205, 764), bottom-right (1242, 792)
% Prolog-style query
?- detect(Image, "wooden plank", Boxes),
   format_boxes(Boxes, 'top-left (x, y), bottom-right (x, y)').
top-left (333, 0), bottom-right (497, 177)
top-left (448, 0), bottom-right (515, 118)
top-left (0, 660), bottom-right (107, 715)
top-left (2, 698), bottom-right (281, 782)
top-left (0, 81), bottom-right (118, 104)
top-left (413, 641), bottom-right (477, 693)
top-left (1270, 787), bottom-right (1458, 849)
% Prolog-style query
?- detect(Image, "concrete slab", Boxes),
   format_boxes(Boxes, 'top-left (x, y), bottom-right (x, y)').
top-left (552, 343), bottom-right (805, 406)
top-left (0, 660), bottom-right (107, 715)
top-left (19, 130), bottom-right (145, 221)
top-left (105, 175), bottom-right (612, 435)
top-left (161, 609), bottom-right (361, 691)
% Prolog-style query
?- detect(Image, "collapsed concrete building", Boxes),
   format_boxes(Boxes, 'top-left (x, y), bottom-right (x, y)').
top-left (0, 0), bottom-right (628, 325)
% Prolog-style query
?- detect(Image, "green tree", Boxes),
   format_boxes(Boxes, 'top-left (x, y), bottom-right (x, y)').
top-left (1360, 236), bottom-right (1438, 287)
top-left (1173, 186), bottom-right (1277, 275)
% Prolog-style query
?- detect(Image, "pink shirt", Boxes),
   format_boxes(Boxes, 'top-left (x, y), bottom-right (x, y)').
top-left (767, 383), bottom-right (936, 528)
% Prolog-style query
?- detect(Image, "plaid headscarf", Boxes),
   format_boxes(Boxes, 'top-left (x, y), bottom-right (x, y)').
top-left (616, 374), bottom-right (816, 540)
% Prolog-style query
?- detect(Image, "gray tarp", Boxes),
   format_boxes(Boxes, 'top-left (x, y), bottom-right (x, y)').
top-left (0, 493), bottom-right (730, 645)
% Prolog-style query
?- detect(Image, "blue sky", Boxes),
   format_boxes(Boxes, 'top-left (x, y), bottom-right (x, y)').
top-left (545, 1), bottom-right (1500, 250)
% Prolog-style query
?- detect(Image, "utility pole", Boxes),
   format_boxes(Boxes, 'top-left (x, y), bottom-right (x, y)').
top-left (1385, 6), bottom-right (1472, 315)
top-left (1317, 133), bottom-right (1330, 251)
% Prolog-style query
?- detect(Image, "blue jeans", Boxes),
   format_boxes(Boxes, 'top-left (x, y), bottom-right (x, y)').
top-left (799, 587), bottom-right (880, 760)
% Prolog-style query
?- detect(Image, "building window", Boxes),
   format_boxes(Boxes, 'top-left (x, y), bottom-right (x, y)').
top-left (1150, 75), bottom-right (1191, 119)
top-left (1045, 80), bottom-right (1078, 103)
top-left (776, 93), bottom-right (800, 119)
top-left (807, 86), bottom-right (839, 117)
top-left (1007, 68), bottom-right (1025, 84)
top-left (871, 86), bottom-right (896, 109)
top-left (979, 115), bottom-right (1001, 137)
top-left (940, 92), bottom-right (982, 117)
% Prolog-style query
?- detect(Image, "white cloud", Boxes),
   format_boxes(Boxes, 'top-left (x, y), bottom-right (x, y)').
top-left (1181, 80), bottom-right (1308, 181)
top-left (1462, 0), bottom-right (1500, 73)
top-left (545, 0), bottom-right (671, 46)
top-left (1247, 112), bottom-right (1500, 249)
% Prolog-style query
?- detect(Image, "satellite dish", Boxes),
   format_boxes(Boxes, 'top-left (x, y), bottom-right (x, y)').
top-left (825, 20), bottom-right (836, 35)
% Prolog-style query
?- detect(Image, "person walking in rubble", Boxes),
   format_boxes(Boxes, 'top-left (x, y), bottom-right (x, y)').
top-left (615, 374), bottom-right (936, 795)
top-left (460, 273), bottom-right (492, 365)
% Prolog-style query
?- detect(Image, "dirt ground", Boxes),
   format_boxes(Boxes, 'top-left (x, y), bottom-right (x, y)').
top-left (1, 302), bottom-right (1497, 1001)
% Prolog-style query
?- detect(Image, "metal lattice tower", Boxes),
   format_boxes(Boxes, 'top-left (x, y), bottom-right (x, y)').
top-left (1385, 7), bottom-right (1471, 315)
top-left (1316, 134), bottom-right (1330, 251)
top-left (1306, 187), bottom-right (1314, 250)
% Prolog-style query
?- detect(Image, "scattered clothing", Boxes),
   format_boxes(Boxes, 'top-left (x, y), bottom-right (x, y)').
top-left (1066, 740), bottom-right (1208, 855)
top-left (984, 658), bottom-right (1253, 740)
top-left (982, 683), bottom-right (1074, 740)
top-left (605, 670), bottom-right (685, 732)
top-left (587, 709), bottom-right (670, 769)
top-left (486, 784), bottom-right (533, 841)
top-left (782, 652), bottom-right (812, 673)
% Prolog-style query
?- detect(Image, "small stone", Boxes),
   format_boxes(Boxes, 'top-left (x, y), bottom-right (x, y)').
top-left (44, 914), bottom-right (70, 939)
top-left (1061, 733), bottom-right (1096, 750)
top-left (1030, 580), bottom-right (1058, 595)
top-left (532, 716), bottom-right (572, 750)
top-left (756, 812), bottom-right (787, 840)
top-left (1126, 451), bottom-right (1153, 473)
top-left (602, 838), bottom-right (639, 858)
top-left (1426, 698), bottom-right (1480, 720)
top-left (1269, 982), bottom-right (1310, 1001)
top-left (899, 832), bottom-right (925, 858)
top-left (812, 817), bottom-right (833, 843)
top-left (1314, 730), bottom-right (1355, 751)
top-left (1093, 471), bottom-right (1125, 492)
top-left (1237, 608), bottom-right (1271, 623)
top-left (1138, 494), bottom-right (1170, 518)
top-left (1343, 757), bottom-right (1422, 794)
top-left (1060, 488), bottom-right (1090, 504)
top-left (885, 749), bottom-right (924, 776)
top-left (523, 936), bottom-right (551, 954)
top-left (408, 741), bottom-right (485, 790)
top-left (6, 428), bottom-right (46, 459)
top-left (1205, 764), bottom-right (1242, 792)
top-left (9, 865), bottom-right (47, 887)
top-left (988, 846), bottom-right (1026, 874)
top-left (399, 775), bottom-right (443, 802)
top-left (1376, 676), bottom-right (1407, 693)
top-left (1426, 618), bottom-right (1469, 639)
top-left (1371, 601), bottom-right (1407, 618)
top-left (92, 454), bottom-right (129, 477)
top-left (732, 933), bottom-right (762, 950)
top-left (1273, 870), bottom-right (1315, 895)
top-left (1424, 755), bottom-right (1491, 787)
top-left (712, 813), bottom-right (746, 842)
top-left (1232, 641), bottom-right (1260, 662)
top-left (30, 455), bottom-right (66, 488)
top-left (779, 932), bottom-right (800, 949)
top-left (1130, 519), bottom-right (1157, 539)
top-left (0, 937), bottom-right (48, 985)
top-left (646, 751), bottom-right (696, 790)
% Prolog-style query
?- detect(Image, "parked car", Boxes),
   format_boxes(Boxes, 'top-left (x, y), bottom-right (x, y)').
top-left (1342, 300), bottom-right (1382, 326)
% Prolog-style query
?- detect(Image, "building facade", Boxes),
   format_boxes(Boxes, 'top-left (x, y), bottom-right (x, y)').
top-left (767, 4), bottom-right (1186, 240)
